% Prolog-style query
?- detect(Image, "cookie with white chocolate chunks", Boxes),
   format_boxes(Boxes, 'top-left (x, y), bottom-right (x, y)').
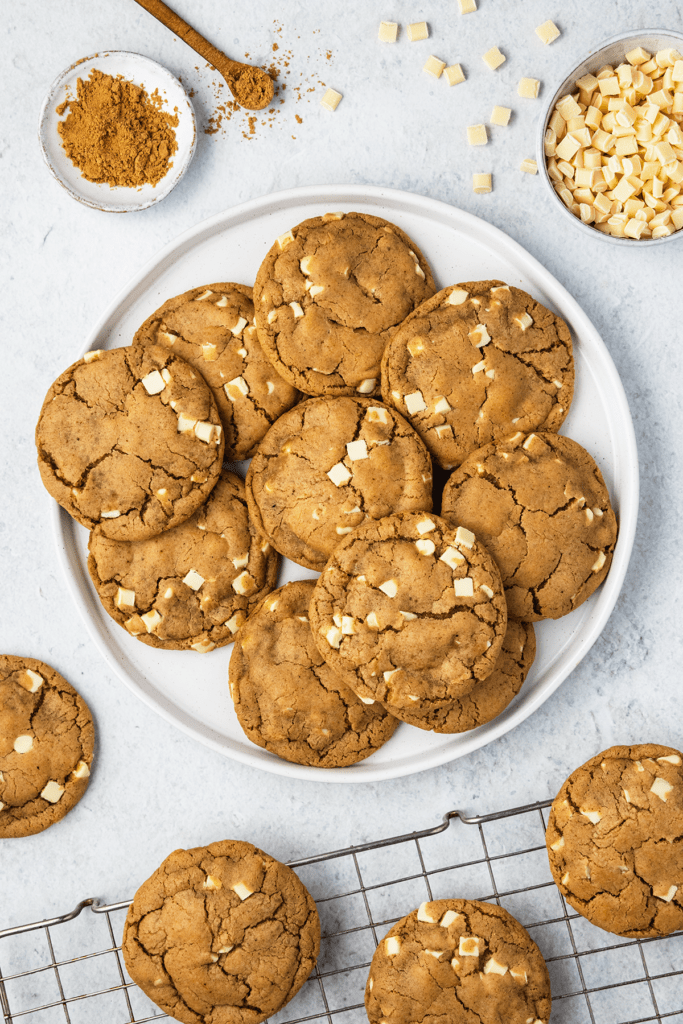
top-left (309, 512), bottom-right (507, 723)
top-left (122, 839), bottom-right (320, 1024)
top-left (36, 344), bottom-right (224, 542)
top-left (253, 211), bottom-right (436, 398)
top-left (365, 898), bottom-right (551, 1024)
top-left (230, 581), bottom-right (398, 767)
top-left (381, 280), bottom-right (574, 469)
top-left (546, 744), bottom-right (683, 938)
top-left (0, 656), bottom-right (94, 838)
top-left (392, 620), bottom-right (535, 733)
top-left (441, 431), bottom-right (618, 621)
top-left (88, 470), bottom-right (278, 651)
top-left (246, 396), bottom-right (433, 571)
top-left (133, 283), bottom-right (298, 461)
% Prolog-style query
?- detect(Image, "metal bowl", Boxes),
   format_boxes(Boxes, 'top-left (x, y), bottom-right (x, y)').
top-left (537, 29), bottom-right (683, 246)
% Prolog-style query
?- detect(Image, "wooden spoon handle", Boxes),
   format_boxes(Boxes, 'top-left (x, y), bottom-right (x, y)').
top-left (133, 0), bottom-right (240, 77)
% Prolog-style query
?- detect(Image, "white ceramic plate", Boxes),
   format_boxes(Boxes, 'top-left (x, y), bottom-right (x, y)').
top-left (38, 51), bottom-right (196, 213)
top-left (53, 184), bottom-right (639, 782)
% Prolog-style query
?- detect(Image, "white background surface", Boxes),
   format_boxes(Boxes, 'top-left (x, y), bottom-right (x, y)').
top-left (2, 0), bottom-right (682, 928)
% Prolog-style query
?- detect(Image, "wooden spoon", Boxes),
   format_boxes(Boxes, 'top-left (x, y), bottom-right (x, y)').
top-left (133, 0), bottom-right (274, 110)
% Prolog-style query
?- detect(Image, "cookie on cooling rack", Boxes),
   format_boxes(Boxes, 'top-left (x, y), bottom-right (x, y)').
top-left (253, 211), bottom-right (436, 397)
top-left (122, 839), bottom-right (320, 1024)
top-left (365, 898), bottom-right (551, 1024)
top-left (0, 656), bottom-right (94, 838)
top-left (133, 282), bottom-right (299, 461)
top-left (441, 431), bottom-right (618, 620)
top-left (546, 744), bottom-right (683, 937)
top-left (87, 470), bottom-right (278, 651)
top-left (245, 396), bottom-right (433, 571)
top-left (381, 280), bottom-right (574, 469)
top-left (229, 580), bottom-right (398, 767)
top-left (36, 344), bottom-right (223, 541)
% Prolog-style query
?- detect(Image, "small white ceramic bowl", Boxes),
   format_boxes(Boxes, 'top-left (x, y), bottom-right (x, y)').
top-left (537, 29), bottom-right (683, 246)
top-left (39, 51), bottom-right (196, 213)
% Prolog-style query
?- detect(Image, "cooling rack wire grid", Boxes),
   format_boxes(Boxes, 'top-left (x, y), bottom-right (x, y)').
top-left (1, 798), bottom-right (682, 1024)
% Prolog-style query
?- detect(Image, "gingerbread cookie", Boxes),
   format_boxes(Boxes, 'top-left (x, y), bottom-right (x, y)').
top-left (381, 281), bottom-right (574, 469)
top-left (229, 581), bottom-right (398, 767)
top-left (546, 744), bottom-right (683, 937)
top-left (392, 620), bottom-right (535, 733)
top-left (36, 345), bottom-right (224, 541)
top-left (133, 283), bottom-right (298, 461)
top-left (441, 431), bottom-right (618, 620)
top-left (253, 212), bottom-right (435, 397)
top-left (122, 839), bottom-right (320, 1024)
top-left (88, 471), bottom-right (278, 652)
top-left (309, 512), bottom-right (507, 723)
top-left (365, 898), bottom-right (551, 1024)
top-left (0, 656), bottom-right (94, 838)
top-left (246, 396), bottom-right (433, 571)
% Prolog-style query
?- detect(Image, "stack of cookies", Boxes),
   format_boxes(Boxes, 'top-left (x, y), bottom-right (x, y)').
top-left (35, 210), bottom-right (618, 770)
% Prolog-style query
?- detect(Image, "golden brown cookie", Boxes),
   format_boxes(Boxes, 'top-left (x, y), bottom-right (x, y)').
top-left (546, 744), bottom-right (683, 938)
top-left (36, 345), bottom-right (224, 541)
top-left (87, 471), bottom-right (278, 652)
top-left (381, 280), bottom-right (574, 469)
top-left (390, 620), bottom-right (535, 733)
top-left (253, 211), bottom-right (436, 397)
top-left (229, 581), bottom-right (398, 767)
top-left (365, 898), bottom-right (551, 1024)
top-left (133, 283), bottom-right (299, 461)
top-left (441, 431), bottom-right (618, 621)
top-left (309, 512), bottom-right (507, 724)
top-left (122, 839), bottom-right (320, 1024)
top-left (245, 396), bottom-right (434, 571)
top-left (0, 656), bottom-right (94, 838)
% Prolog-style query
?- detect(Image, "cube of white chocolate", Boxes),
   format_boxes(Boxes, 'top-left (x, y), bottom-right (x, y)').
top-left (490, 105), bottom-right (512, 126)
top-left (424, 55), bottom-right (446, 78)
top-left (536, 20), bottom-right (560, 45)
top-left (407, 22), bottom-right (428, 42)
top-left (346, 439), bottom-right (368, 461)
top-left (416, 539), bottom-right (436, 556)
top-left (482, 47), bottom-right (505, 71)
top-left (327, 462), bottom-right (352, 486)
top-left (141, 370), bottom-right (166, 395)
top-left (459, 936), bottom-right (481, 957)
top-left (321, 88), bottom-right (342, 111)
top-left (385, 936), bottom-right (401, 955)
top-left (21, 669), bottom-right (44, 692)
top-left (194, 421), bottom-right (216, 444)
top-left (520, 158), bottom-right (538, 174)
top-left (41, 780), bottom-right (65, 803)
top-left (454, 577), bottom-right (474, 597)
top-left (191, 639), bottom-right (216, 653)
top-left (473, 173), bottom-right (492, 193)
top-left (455, 526), bottom-right (475, 548)
top-left (417, 901), bottom-right (439, 923)
top-left (467, 124), bottom-right (488, 146)
top-left (183, 569), bottom-right (205, 591)
top-left (651, 777), bottom-right (674, 801)
top-left (518, 78), bottom-right (540, 99)
top-left (379, 579), bottom-right (398, 598)
top-left (378, 21), bottom-right (398, 42)
top-left (444, 64), bottom-right (466, 86)
top-left (115, 587), bottom-right (136, 610)
top-left (458, 0), bottom-right (477, 11)
top-left (405, 391), bottom-right (427, 414)
top-left (357, 378), bottom-right (377, 394)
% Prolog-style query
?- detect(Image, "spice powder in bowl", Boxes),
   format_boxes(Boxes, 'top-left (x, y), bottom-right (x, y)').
top-left (39, 50), bottom-right (196, 212)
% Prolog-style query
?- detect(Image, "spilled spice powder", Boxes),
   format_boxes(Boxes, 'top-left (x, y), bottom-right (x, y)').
top-left (57, 68), bottom-right (179, 187)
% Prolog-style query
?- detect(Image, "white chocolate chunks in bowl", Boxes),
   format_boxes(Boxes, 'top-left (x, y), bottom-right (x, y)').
top-left (253, 212), bottom-right (435, 398)
top-left (545, 47), bottom-right (683, 238)
top-left (245, 396), bottom-right (434, 572)
top-left (88, 470), bottom-right (279, 651)
top-left (380, 280), bottom-right (574, 469)
top-left (365, 899), bottom-right (551, 1024)
top-left (308, 512), bottom-right (507, 726)
top-left (441, 432), bottom-right (617, 621)
top-left (546, 744), bottom-right (683, 937)
top-left (132, 282), bottom-right (298, 461)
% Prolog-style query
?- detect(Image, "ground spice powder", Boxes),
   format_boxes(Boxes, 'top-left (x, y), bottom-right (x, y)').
top-left (57, 68), bottom-right (179, 187)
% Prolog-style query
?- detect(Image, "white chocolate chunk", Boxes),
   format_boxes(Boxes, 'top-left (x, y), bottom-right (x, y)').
top-left (83, 349), bottom-right (105, 362)
top-left (445, 64), bottom-right (466, 86)
top-left (195, 289), bottom-right (213, 301)
top-left (416, 539), bottom-right (436, 556)
top-left (13, 734), bottom-right (33, 753)
top-left (455, 526), bottom-right (475, 548)
top-left (484, 958), bottom-right (508, 976)
top-left (226, 613), bottom-right (245, 635)
top-left (536, 20), bottom-right (560, 45)
top-left (72, 760), bottom-right (90, 779)
top-left (471, 359), bottom-right (486, 373)
top-left (194, 421), bottom-right (217, 444)
top-left (232, 554), bottom-right (249, 570)
top-left (425, 949), bottom-right (443, 958)
top-left (366, 611), bottom-right (380, 629)
top-left (346, 439), bottom-right (368, 461)
top-left (447, 289), bottom-right (469, 305)
top-left (580, 807), bottom-right (602, 824)
top-left (224, 377), bottom-right (248, 406)
top-left (473, 173), bottom-right (492, 194)
top-left (424, 55), bottom-right (446, 79)
top-left (230, 316), bottom-right (248, 336)
top-left (326, 626), bottom-right (342, 648)
top-left (467, 124), bottom-right (488, 146)
top-left (267, 309), bottom-right (278, 324)
top-left (203, 875), bottom-right (223, 890)
top-left (405, 391), bottom-right (427, 414)
top-left (433, 397), bottom-right (452, 415)
top-left (518, 78), bottom-right (540, 99)
top-left (215, 296), bottom-right (229, 307)
top-left (201, 343), bottom-right (218, 361)
top-left (327, 462), bottom-right (352, 487)
top-left (407, 22), bottom-right (428, 42)
top-left (183, 569), bottom-right (205, 591)
top-left (440, 910), bottom-right (459, 927)
top-left (341, 616), bottom-right (356, 635)
top-left (366, 406), bottom-right (390, 424)
top-left (289, 301), bottom-right (304, 317)
top-left (41, 780), bottom-right (64, 803)
top-left (378, 21), bottom-right (398, 43)
top-left (658, 754), bottom-right (682, 765)
top-left (177, 412), bottom-right (197, 434)
top-left (277, 230), bottom-right (295, 249)
top-left (115, 587), bottom-right (136, 612)
top-left (21, 669), bottom-right (44, 692)
top-left (417, 902), bottom-right (439, 923)
top-left (141, 370), bottom-right (166, 395)
top-left (520, 158), bottom-right (538, 174)
top-left (515, 313), bottom-right (534, 330)
top-left (470, 324), bottom-right (491, 347)
top-left (416, 518), bottom-right (436, 535)
top-left (510, 967), bottom-right (527, 984)
top-left (491, 105), bottom-right (512, 126)
top-left (385, 936), bottom-right (401, 956)
top-left (359, 695), bottom-right (375, 704)
top-left (651, 777), bottom-right (674, 801)
top-left (434, 424), bottom-right (453, 440)
top-left (653, 883), bottom-right (678, 902)
top-left (232, 572), bottom-right (255, 596)
top-left (164, 587), bottom-right (174, 599)
top-left (321, 88), bottom-right (342, 111)
top-left (357, 378), bottom-right (377, 394)
top-left (101, 509), bottom-right (120, 519)
top-left (309, 284), bottom-right (325, 297)
top-left (232, 882), bottom-right (253, 900)
top-left (400, 610), bottom-right (417, 621)
top-left (550, 837), bottom-right (565, 851)
top-left (479, 584), bottom-right (494, 599)
top-left (440, 546), bottom-right (465, 569)
top-left (454, 577), bottom-right (474, 598)
top-left (458, 0), bottom-right (476, 11)
top-left (459, 936), bottom-right (482, 956)
top-left (592, 551), bottom-right (607, 572)
top-left (141, 609), bottom-right (163, 633)
top-left (379, 579), bottom-right (398, 598)
top-left (482, 47), bottom-right (505, 71)
top-left (336, 526), bottom-right (353, 535)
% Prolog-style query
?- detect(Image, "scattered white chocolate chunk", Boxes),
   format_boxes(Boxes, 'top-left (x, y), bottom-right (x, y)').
top-left (467, 124), bottom-right (488, 146)
top-left (195, 289), bottom-right (213, 301)
top-left (550, 836), bottom-right (565, 851)
top-left (83, 349), bottom-right (104, 362)
top-left (341, 616), bottom-right (356, 635)
top-left (515, 312), bottom-right (534, 331)
top-left (470, 324), bottom-right (491, 347)
top-left (204, 875), bottom-right (223, 890)
top-left (440, 910), bottom-right (459, 927)
top-left (454, 577), bottom-right (474, 598)
top-left (326, 626), bottom-right (342, 649)
top-left (72, 760), bottom-right (90, 779)
top-left (141, 609), bottom-right (163, 634)
top-left (232, 572), bottom-right (255, 596)
top-left (521, 158), bottom-right (538, 174)
top-left (651, 777), bottom-right (674, 801)
top-left (580, 808), bottom-right (602, 824)
top-left (41, 780), bottom-right (64, 803)
top-left (13, 734), bottom-right (33, 753)
top-left (482, 47), bottom-right (505, 71)
top-left (445, 64), bottom-right (466, 86)
top-left (400, 610), bottom-right (417, 621)
top-left (21, 669), bottom-right (44, 692)
top-left (405, 390), bottom-right (427, 414)
top-left (232, 882), bottom-right (253, 901)
top-left (195, 421), bottom-right (218, 444)
top-left (230, 316), bottom-right (248, 336)
top-left (321, 88), bottom-right (343, 111)
top-left (484, 958), bottom-right (508, 976)
top-left (416, 539), bottom-right (436, 556)
top-left (424, 55), bottom-right (446, 78)
top-left (658, 754), bottom-right (682, 765)
top-left (378, 21), bottom-right (398, 43)
top-left (479, 584), bottom-right (494, 598)
top-left (183, 569), bottom-right (205, 591)
top-left (490, 105), bottom-right (512, 126)
top-left (115, 587), bottom-right (136, 610)
top-left (416, 518), bottom-right (436, 535)
top-left (289, 301), bottom-right (304, 318)
top-left (357, 378), bottom-right (377, 394)
top-left (101, 509), bottom-right (120, 519)
top-left (385, 936), bottom-right (401, 956)
top-left (459, 936), bottom-right (482, 956)
top-left (383, 670), bottom-right (400, 683)
top-left (177, 412), bottom-right (197, 433)
top-left (407, 22), bottom-right (428, 42)
top-left (510, 967), bottom-right (528, 984)
top-left (455, 526), bottom-right (475, 548)
top-left (346, 439), bottom-right (368, 461)
top-left (518, 78), bottom-right (540, 99)
top-left (458, 0), bottom-right (477, 10)
top-left (536, 20), bottom-right (561, 45)
top-left (440, 546), bottom-right (465, 569)
top-left (653, 883), bottom-right (678, 902)
top-left (447, 289), bottom-right (469, 305)
top-left (327, 462), bottom-right (353, 487)
top-left (366, 406), bottom-right (390, 424)
top-left (379, 579), bottom-right (398, 598)
top-left (417, 902), bottom-right (439, 923)
top-left (141, 370), bottom-right (166, 395)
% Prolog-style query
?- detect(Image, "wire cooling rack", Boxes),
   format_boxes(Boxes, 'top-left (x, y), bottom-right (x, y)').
top-left (1, 798), bottom-right (682, 1024)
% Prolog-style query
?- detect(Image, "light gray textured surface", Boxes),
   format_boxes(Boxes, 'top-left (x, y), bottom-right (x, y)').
top-left (1, 0), bottom-right (682, 934)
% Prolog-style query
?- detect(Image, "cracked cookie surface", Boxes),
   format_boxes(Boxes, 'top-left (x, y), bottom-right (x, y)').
top-left (122, 839), bottom-right (320, 1024)
top-left (253, 212), bottom-right (435, 398)
top-left (365, 898), bottom-right (551, 1024)
top-left (246, 396), bottom-right (434, 571)
top-left (381, 280), bottom-right (574, 469)
top-left (309, 512), bottom-right (507, 722)
top-left (88, 471), bottom-right (279, 652)
top-left (392, 620), bottom-right (535, 733)
top-left (133, 283), bottom-right (299, 461)
top-left (36, 345), bottom-right (224, 541)
top-left (546, 744), bottom-right (683, 937)
top-left (229, 581), bottom-right (398, 767)
top-left (0, 656), bottom-right (94, 838)
top-left (441, 431), bottom-right (617, 621)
